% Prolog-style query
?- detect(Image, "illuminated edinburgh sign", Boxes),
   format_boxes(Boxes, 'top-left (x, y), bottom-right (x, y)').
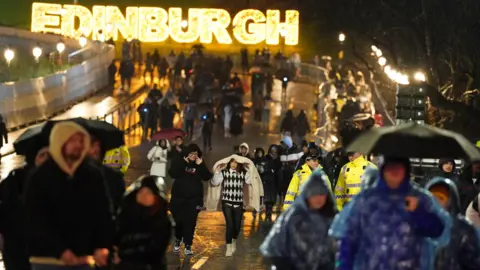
top-left (31, 2), bottom-right (299, 45)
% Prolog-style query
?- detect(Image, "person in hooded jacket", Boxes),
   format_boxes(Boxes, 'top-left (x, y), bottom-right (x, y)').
top-left (0, 147), bottom-right (49, 270)
top-left (147, 139), bottom-right (171, 178)
top-left (25, 121), bottom-right (113, 270)
top-left (337, 157), bottom-right (450, 270)
top-left (280, 110), bottom-right (296, 135)
top-left (168, 144), bottom-right (212, 256)
top-left (260, 169), bottom-right (337, 270)
top-left (425, 177), bottom-right (480, 270)
top-left (277, 136), bottom-right (303, 206)
top-left (238, 142), bottom-right (253, 160)
top-left (293, 110), bottom-right (310, 144)
top-left (115, 175), bottom-right (172, 270)
top-left (456, 162), bottom-right (480, 213)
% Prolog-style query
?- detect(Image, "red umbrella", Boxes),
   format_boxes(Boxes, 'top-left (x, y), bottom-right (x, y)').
top-left (151, 128), bottom-right (186, 141)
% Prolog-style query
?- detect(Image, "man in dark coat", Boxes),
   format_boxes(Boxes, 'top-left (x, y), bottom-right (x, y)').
top-left (25, 121), bottom-right (113, 269)
top-left (87, 137), bottom-right (126, 212)
top-left (0, 147), bottom-right (49, 270)
top-left (168, 144), bottom-right (212, 256)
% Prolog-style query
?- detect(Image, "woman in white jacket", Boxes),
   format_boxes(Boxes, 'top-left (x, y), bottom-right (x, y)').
top-left (465, 193), bottom-right (480, 227)
top-left (147, 139), bottom-right (170, 177)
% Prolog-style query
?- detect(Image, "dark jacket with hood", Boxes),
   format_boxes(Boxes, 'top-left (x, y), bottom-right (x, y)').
top-left (260, 169), bottom-right (337, 270)
top-left (169, 144), bottom-right (213, 202)
top-left (25, 122), bottom-right (113, 258)
top-left (0, 165), bottom-right (34, 270)
top-left (254, 146), bottom-right (280, 200)
top-left (86, 158), bottom-right (126, 212)
top-left (116, 176), bottom-right (172, 269)
top-left (457, 163), bottom-right (480, 213)
top-left (337, 157), bottom-right (449, 270)
top-left (425, 177), bottom-right (480, 270)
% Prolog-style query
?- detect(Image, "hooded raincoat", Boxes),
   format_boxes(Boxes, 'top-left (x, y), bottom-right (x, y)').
top-left (336, 158), bottom-right (451, 270)
top-left (260, 169), bottom-right (337, 270)
top-left (425, 177), bottom-right (480, 270)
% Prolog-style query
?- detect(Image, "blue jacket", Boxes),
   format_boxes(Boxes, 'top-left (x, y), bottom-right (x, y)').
top-left (425, 177), bottom-right (480, 270)
top-left (260, 169), bottom-right (337, 270)
top-left (337, 166), bottom-right (450, 270)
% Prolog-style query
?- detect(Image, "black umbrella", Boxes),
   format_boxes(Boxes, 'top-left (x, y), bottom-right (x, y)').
top-left (68, 118), bottom-right (125, 151)
top-left (13, 120), bottom-right (59, 156)
top-left (13, 118), bottom-right (124, 156)
top-left (347, 122), bottom-right (480, 161)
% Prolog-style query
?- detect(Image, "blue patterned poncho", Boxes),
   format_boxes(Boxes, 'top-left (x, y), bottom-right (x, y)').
top-left (332, 161), bottom-right (451, 270)
top-left (260, 169), bottom-right (337, 270)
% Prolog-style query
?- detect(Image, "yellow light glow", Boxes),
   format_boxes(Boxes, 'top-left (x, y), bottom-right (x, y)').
top-left (232, 9), bottom-right (266, 44)
top-left (92, 5), bottom-right (105, 40)
top-left (138, 7), bottom-right (169, 42)
top-left (266, 10), bottom-right (299, 45)
top-left (31, 3), bottom-right (299, 45)
top-left (61, 4), bottom-right (93, 38)
top-left (199, 9), bottom-right (232, 44)
top-left (169, 8), bottom-right (201, 43)
top-left (105, 6), bottom-right (139, 40)
top-left (31, 2), bottom-right (63, 34)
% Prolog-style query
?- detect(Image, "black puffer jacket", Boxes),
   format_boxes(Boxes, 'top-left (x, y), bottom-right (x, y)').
top-left (116, 176), bottom-right (171, 269)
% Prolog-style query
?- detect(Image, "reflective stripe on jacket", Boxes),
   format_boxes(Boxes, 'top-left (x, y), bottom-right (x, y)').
top-left (103, 146), bottom-right (131, 174)
top-left (334, 156), bottom-right (376, 211)
top-left (283, 165), bottom-right (332, 211)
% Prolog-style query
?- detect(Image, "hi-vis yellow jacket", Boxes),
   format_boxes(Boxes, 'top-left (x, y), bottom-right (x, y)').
top-left (103, 145), bottom-right (131, 174)
top-left (335, 155), bottom-right (376, 210)
top-left (283, 164), bottom-right (332, 211)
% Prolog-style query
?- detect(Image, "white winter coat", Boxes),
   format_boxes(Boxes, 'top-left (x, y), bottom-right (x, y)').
top-left (147, 140), bottom-right (171, 177)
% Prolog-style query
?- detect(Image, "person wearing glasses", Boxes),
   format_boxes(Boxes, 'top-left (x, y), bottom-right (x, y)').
top-left (283, 153), bottom-right (331, 211)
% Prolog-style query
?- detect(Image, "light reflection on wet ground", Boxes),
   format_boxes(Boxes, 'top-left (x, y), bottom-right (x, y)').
top-left (0, 75), bottom-right (317, 268)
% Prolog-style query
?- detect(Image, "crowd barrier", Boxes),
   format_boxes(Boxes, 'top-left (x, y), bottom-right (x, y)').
top-left (0, 27), bottom-right (114, 129)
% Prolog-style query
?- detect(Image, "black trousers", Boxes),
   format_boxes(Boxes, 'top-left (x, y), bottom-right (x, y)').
top-left (221, 202), bottom-right (243, 244)
top-left (202, 132), bottom-right (212, 148)
top-left (170, 198), bottom-right (200, 246)
top-left (185, 120), bottom-right (194, 135)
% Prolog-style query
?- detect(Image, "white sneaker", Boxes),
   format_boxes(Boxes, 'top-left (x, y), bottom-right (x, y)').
top-left (225, 244), bottom-right (233, 257)
top-left (232, 239), bottom-right (237, 253)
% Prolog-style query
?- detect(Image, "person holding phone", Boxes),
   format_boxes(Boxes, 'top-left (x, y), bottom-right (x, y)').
top-left (168, 144), bottom-right (212, 256)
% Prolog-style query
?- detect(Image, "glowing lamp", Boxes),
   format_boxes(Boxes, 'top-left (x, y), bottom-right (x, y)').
top-left (33, 46), bottom-right (43, 60)
top-left (378, 57), bottom-right (386, 66)
top-left (4, 49), bottom-right (14, 64)
top-left (414, 72), bottom-right (426, 82)
top-left (57, 42), bottom-right (66, 53)
top-left (338, 33), bottom-right (345, 42)
top-left (79, 36), bottom-right (87, 47)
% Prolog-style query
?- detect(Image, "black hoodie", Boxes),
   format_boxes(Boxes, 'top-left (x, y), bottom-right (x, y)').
top-left (168, 144), bottom-right (213, 201)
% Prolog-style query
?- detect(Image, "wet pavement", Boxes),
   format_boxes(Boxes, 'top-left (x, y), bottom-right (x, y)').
top-left (0, 72), bottom-right (317, 269)
top-left (125, 79), bottom-right (317, 269)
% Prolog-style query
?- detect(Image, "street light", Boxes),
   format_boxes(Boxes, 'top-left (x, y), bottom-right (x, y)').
top-left (378, 57), bottom-right (386, 66)
top-left (181, 20), bottom-right (188, 29)
top-left (57, 42), bottom-right (65, 53)
top-left (4, 48), bottom-right (14, 66)
top-left (33, 46), bottom-right (42, 61)
top-left (371, 45), bottom-right (378, 52)
top-left (338, 33), bottom-right (346, 43)
top-left (375, 49), bottom-right (383, 57)
top-left (79, 36), bottom-right (87, 47)
top-left (414, 71), bottom-right (426, 82)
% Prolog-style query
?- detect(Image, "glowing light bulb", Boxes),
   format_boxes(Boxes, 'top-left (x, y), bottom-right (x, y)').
top-left (4, 49), bottom-right (14, 63)
top-left (33, 46), bottom-right (43, 60)
top-left (57, 42), bottom-right (66, 53)
top-left (414, 72), bottom-right (426, 82)
top-left (378, 57), bottom-right (386, 66)
top-left (338, 33), bottom-right (345, 42)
